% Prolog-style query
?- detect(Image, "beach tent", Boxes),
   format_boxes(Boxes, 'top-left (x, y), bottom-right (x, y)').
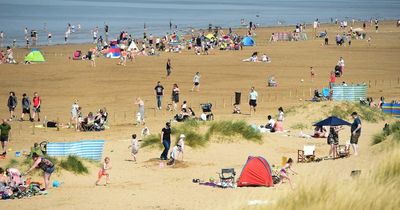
top-left (241, 36), bottom-right (255, 46)
top-left (47, 140), bottom-right (105, 161)
top-left (237, 156), bottom-right (274, 187)
top-left (105, 45), bottom-right (121, 58)
top-left (24, 49), bottom-right (45, 62)
top-left (127, 41), bottom-right (139, 52)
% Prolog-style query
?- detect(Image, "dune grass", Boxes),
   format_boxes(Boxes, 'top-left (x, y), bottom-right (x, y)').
top-left (253, 145), bottom-right (400, 210)
top-left (206, 120), bottom-right (262, 143)
top-left (372, 121), bottom-right (400, 145)
top-left (141, 134), bottom-right (163, 149)
top-left (330, 103), bottom-right (386, 123)
top-left (59, 155), bottom-right (89, 174)
top-left (290, 123), bottom-right (309, 130)
top-left (5, 159), bottom-right (19, 169)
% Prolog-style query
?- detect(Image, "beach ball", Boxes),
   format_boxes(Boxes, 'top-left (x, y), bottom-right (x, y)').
top-left (53, 180), bottom-right (60, 187)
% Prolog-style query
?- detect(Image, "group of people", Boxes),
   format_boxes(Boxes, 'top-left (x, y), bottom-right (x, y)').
top-left (242, 52), bottom-right (271, 63)
top-left (70, 100), bottom-right (108, 132)
top-left (159, 122), bottom-right (185, 166)
top-left (0, 46), bottom-right (16, 64)
top-left (7, 92), bottom-right (41, 122)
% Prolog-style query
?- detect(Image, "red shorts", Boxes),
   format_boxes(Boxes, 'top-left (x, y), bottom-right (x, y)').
top-left (98, 170), bottom-right (107, 179)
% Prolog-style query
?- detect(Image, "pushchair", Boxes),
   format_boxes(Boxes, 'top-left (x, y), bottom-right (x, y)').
top-left (72, 50), bottom-right (82, 60)
top-left (200, 103), bottom-right (214, 121)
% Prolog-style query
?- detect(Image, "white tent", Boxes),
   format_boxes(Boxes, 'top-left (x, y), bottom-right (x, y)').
top-left (128, 41), bottom-right (139, 52)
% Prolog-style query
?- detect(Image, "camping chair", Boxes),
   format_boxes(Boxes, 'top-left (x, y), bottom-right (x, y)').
top-left (322, 88), bottom-right (330, 100)
top-left (297, 145), bottom-right (316, 163)
top-left (218, 168), bottom-right (236, 188)
top-left (72, 50), bottom-right (82, 60)
top-left (337, 144), bottom-right (350, 158)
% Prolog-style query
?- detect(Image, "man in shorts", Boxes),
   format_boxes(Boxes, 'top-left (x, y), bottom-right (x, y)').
top-left (20, 93), bottom-right (33, 121)
top-left (249, 87), bottom-right (258, 115)
top-left (350, 112), bottom-right (362, 156)
top-left (0, 119), bottom-right (11, 156)
top-left (32, 92), bottom-right (41, 122)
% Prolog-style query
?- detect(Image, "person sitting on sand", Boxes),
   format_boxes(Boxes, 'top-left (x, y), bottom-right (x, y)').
top-left (313, 126), bottom-right (328, 138)
top-left (261, 54), bottom-right (271, 63)
top-left (268, 76), bottom-right (278, 87)
top-left (278, 158), bottom-right (297, 189)
top-left (96, 157), bottom-right (112, 186)
top-left (265, 115), bottom-right (276, 132)
top-left (167, 134), bottom-right (185, 166)
top-left (6, 168), bottom-right (23, 187)
top-left (242, 51), bottom-right (259, 62)
top-left (128, 134), bottom-right (139, 162)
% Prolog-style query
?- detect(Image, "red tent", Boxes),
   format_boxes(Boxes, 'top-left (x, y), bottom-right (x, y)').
top-left (237, 156), bottom-right (274, 187)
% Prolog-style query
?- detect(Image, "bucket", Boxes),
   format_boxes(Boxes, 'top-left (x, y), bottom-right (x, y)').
top-left (15, 151), bottom-right (21, 157)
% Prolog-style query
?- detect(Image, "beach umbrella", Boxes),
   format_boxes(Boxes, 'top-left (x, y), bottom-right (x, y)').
top-left (313, 116), bottom-right (352, 127)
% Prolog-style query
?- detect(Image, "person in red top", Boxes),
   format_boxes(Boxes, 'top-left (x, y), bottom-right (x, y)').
top-left (329, 71), bottom-right (336, 89)
top-left (32, 92), bottom-right (41, 122)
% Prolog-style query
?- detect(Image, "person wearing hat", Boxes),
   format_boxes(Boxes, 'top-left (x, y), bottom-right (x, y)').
top-left (167, 134), bottom-right (185, 166)
top-left (160, 122), bottom-right (171, 160)
top-left (350, 112), bottom-right (362, 155)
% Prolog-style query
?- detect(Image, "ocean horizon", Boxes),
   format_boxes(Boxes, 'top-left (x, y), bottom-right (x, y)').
top-left (0, 0), bottom-right (399, 46)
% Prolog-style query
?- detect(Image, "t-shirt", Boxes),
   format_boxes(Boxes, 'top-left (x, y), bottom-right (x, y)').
top-left (71, 103), bottom-right (79, 115)
top-left (131, 138), bottom-right (139, 151)
top-left (162, 127), bottom-right (171, 141)
top-left (0, 123), bottom-right (11, 137)
top-left (249, 91), bottom-right (258, 100)
top-left (33, 96), bottom-right (41, 107)
top-left (267, 119), bottom-right (276, 128)
top-left (193, 75), bottom-right (200, 83)
top-left (351, 117), bottom-right (362, 133)
top-left (155, 85), bottom-right (164, 96)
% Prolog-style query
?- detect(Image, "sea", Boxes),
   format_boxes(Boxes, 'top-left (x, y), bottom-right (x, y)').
top-left (0, 0), bottom-right (399, 46)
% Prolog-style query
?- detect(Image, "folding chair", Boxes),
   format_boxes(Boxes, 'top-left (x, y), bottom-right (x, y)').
top-left (297, 145), bottom-right (316, 163)
top-left (337, 144), bottom-right (350, 158)
top-left (217, 168), bottom-right (236, 188)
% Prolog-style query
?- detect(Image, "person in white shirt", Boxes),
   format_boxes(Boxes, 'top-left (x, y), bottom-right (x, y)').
top-left (266, 115), bottom-right (276, 131)
top-left (128, 134), bottom-right (139, 162)
top-left (191, 72), bottom-right (201, 92)
top-left (249, 87), bottom-right (258, 115)
top-left (167, 134), bottom-right (185, 165)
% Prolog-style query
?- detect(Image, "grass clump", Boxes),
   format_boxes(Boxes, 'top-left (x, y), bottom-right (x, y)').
top-left (175, 130), bottom-right (207, 148)
top-left (372, 121), bottom-right (400, 145)
top-left (290, 123), bottom-right (309, 130)
top-left (206, 120), bottom-right (262, 143)
top-left (329, 102), bottom-right (387, 123)
top-left (141, 134), bottom-right (163, 149)
top-left (5, 159), bottom-right (19, 168)
top-left (59, 155), bottom-right (88, 174)
top-left (372, 133), bottom-right (387, 145)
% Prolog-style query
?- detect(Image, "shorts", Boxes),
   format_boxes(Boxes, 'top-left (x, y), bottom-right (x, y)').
top-left (45, 166), bottom-right (55, 174)
top-left (33, 106), bottom-right (40, 113)
top-left (350, 132), bottom-right (361, 144)
top-left (172, 95), bottom-right (179, 103)
top-left (249, 99), bottom-right (257, 107)
top-left (0, 136), bottom-right (8, 142)
top-left (194, 82), bottom-right (199, 86)
top-left (8, 107), bottom-right (15, 112)
top-left (131, 148), bottom-right (138, 155)
top-left (23, 108), bottom-right (30, 114)
top-left (98, 169), bottom-right (107, 179)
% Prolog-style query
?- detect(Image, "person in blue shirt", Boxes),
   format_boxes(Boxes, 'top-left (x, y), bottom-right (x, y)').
top-left (350, 112), bottom-right (362, 156)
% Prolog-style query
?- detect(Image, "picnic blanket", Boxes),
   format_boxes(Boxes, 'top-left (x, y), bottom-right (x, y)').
top-left (47, 140), bottom-right (105, 161)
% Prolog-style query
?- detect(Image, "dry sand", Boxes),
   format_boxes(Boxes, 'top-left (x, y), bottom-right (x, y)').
top-left (0, 21), bottom-right (399, 210)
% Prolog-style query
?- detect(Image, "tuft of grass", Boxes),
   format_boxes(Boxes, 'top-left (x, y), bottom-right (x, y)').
top-left (174, 130), bottom-right (207, 148)
top-left (372, 121), bottom-right (400, 145)
top-left (290, 123), bottom-right (309, 130)
top-left (141, 134), bottom-right (163, 149)
top-left (206, 120), bottom-right (262, 143)
top-left (5, 159), bottom-right (19, 168)
top-left (372, 133), bottom-right (387, 145)
top-left (59, 155), bottom-right (88, 174)
top-left (330, 102), bottom-right (387, 123)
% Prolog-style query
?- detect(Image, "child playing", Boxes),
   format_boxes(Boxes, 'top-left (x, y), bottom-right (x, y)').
top-left (95, 157), bottom-right (112, 186)
top-left (167, 134), bottom-right (185, 166)
top-left (278, 158), bottom-right (297, 189)
top-left (310, 66), bottom-right (315, 82)
top-left (128, 134), bottom-right (139, 162)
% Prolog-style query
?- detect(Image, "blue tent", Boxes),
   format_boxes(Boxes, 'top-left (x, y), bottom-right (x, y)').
top-left (313, 116), bottom-right (352, 127)
top-left (242, 36), bottom-right (255, 46)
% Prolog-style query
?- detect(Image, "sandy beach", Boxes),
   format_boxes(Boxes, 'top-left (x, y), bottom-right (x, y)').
top-left (0, 21), bottom-right (399, 209)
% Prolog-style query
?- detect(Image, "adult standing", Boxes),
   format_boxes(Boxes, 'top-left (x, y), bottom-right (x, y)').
top-left (135, 97), bottom-right (145, 125)
top-left (171, 84), bottom-right (180, 111)
top-left (337, 57), bottom-right (345, 75)
top-left (327, 126), bottom-right (343, 158)
top-left (0, 119), bottom-right (11, 156)
top-left (166, 58), bottom-right (172, 77)
top-left (20, 93), bottom-right (32, 121)
top-left (32, 92), bottom-right (41, 122)
top-left (350, 112), bottom-right (362, 155)
top-left (71, 100), bottom-right (80, 130)
top-left (275, 107), bottom-right (285, 132)
top-left (249, 87), bottom-right (258, 115)
top-left (25, 153), bottom-right (55, 191)
top-left (154, 81), bottom-right (164, 110)
top-left (7, 92), bottom-right (17, 121)
top-left (191, 72), bottom-right (201, 92)
top-left (160, 122), bottom-right (171, 160)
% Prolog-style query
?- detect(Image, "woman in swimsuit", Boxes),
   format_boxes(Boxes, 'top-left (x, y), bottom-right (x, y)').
top-left (25, 153), bottom-right (55, 191)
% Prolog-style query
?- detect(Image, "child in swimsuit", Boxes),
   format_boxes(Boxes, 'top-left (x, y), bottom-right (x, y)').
top-left (279, 158), bottom-right (297, 189)
top-left (96, 157), bottom-right (112, 186)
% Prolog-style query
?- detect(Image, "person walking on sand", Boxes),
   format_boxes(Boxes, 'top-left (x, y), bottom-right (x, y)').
top-left (171, 84), bottom-right (180, 111)
top-left (128, 134), bottom-right (139, 162)
top-left (249, 87), bottom-right (258, 115)
top-left (25, 153), bottom-right (55, 192)
top-left (191, 72), bottom-right (201, 92)
top-left (278, 158), bottom-right (297, 189)
top-left (20, 93), bottom-right (33, 122)
top-left (350, 112), bottom-right (362, 156)
top-left (95, 157), bottom-right (112, 186)
top-left (154, 81), bottom-right (164, 110)
top-left (166, 58), bottom-right (172, 77)
top-left (32, 92), bottom-right (41, 122)
top-left (70, 100), bottom-right (80, 130)
top-left (0, 119), bottom-right (11, 157)
top-left (160, 122), bottom-right (171, 160)
top-left (135, 97), bottom-right (145, 125)
top-left (310, 67), bottom-right (315, 82)
top-left (7, 92), bottom-right (17, 121)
